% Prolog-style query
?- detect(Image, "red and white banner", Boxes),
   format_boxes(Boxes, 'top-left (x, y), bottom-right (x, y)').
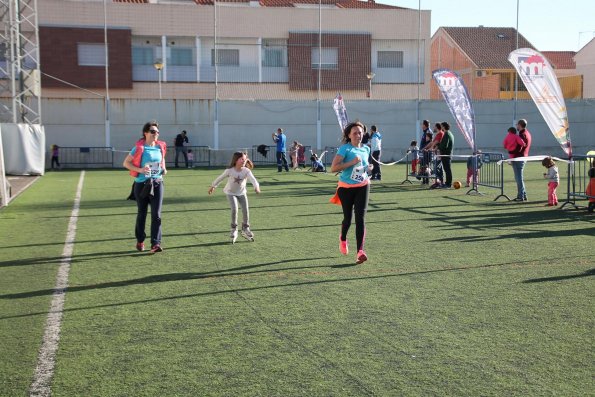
top-left (508, 48), bottom-right (572, 156)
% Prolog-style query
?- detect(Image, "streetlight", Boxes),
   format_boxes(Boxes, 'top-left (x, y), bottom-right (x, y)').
top-left (153, 59), bottom-right (164, 99)
top-left (366, 72), bottom-right (375, 98)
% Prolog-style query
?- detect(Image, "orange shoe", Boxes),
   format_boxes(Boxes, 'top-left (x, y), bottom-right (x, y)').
top-left (339, 238), bottom-right (348, 255)
top-left (356, 250), bottom-right (367, 264)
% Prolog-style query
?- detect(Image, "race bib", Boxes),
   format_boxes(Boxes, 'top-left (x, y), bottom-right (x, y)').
top-left (350, 164), bottom-right (368, 182)
top-left (146, 161), bottom-right (160, 177)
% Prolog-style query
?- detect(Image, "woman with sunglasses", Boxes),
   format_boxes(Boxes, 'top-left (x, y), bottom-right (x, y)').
top-left (123, 120), bottom-right (168, 253)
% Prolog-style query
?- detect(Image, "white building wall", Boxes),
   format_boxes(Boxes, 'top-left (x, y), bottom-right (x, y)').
top-left (32, 98), bottom-right (595, 163)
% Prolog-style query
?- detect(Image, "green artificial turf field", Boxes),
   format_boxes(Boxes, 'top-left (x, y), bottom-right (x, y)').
top-left (1, 162), bottom-right (593, 396)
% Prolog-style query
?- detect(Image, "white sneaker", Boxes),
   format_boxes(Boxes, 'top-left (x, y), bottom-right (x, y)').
top-left (230, 229), bottom-right (238, 243)
top-left (241, 227), bottom-right (254, 241)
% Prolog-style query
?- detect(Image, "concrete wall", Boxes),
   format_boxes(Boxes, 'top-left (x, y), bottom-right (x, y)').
top-left (38, 98), bottom-right (595, 166)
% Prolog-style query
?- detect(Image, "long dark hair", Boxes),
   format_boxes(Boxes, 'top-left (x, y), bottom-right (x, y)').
top-left (141, 120), bottom-right (159, 139)
top-left (341, 121), bottom-right (365, 144)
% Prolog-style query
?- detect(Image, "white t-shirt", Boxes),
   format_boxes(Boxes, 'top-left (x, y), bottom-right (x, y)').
top-left (211, 167), bottom-right (259, 196)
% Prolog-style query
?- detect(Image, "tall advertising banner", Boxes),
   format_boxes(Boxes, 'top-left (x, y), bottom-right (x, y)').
top-left (432, 69), bottom-right (476, 150)
top-left (332, 93), bottom-right (349, 133)
top-left (508, 48), bottom-right (572, 157)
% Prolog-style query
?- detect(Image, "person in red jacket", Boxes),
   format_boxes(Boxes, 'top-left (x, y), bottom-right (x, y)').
top-left (515, 119), bottom-right (532, 200)
top-left (503, 122), bottom-right (529, 201)
top-left (586, 167), bottom-right (595, 213)
top-left (123, 120), bottom-right (168, 253)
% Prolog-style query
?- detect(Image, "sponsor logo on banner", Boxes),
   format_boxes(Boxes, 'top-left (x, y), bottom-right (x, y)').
top-left (509, 48), bottom-right (571, 156)
top-left (333, 93), bottom-right (349, 132)
top-left (432, 68), bottom-right (476, 150)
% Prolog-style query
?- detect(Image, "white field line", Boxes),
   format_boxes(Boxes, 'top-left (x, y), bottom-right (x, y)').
top-left (29, 170), bottom-right (85, 397)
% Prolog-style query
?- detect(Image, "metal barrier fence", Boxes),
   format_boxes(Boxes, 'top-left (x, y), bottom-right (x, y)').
top-left (322, 147), bottom-right (337, 167)
top-left (251, 145), bottom-right (312, 168)
top-left (474, 152), bottom-right (508, 201)
top-left (561, 154), bottom-right (594, 209)
top-left (50, 146), bottom-right (212, 169)
top-left (165, 145), bottom-right (211, 168)
top-left (401, 151), bottom-right (437, 185)
top-left (49, 147), bottom-right (114, 169)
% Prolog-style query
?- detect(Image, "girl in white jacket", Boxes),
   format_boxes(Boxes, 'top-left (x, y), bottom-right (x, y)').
top-left (208, 152), bottom-right (260, 242)
top-left (542, 156), bottom-right (559, 206)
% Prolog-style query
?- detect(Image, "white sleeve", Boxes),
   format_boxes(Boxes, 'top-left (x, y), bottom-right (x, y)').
top-left (246, 169), bottom-right (259, 190)
top-left (211, 169), bottom-right (229, 187)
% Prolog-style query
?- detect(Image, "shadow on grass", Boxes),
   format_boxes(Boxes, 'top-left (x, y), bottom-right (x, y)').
top-left (2, 256), bottom-right (592, 320)
top-left (522, 268), bottom-right (595, 283)
top-left (0, 256), bottom-right (334, 300)
top-left (0, 240), bottom-right (235, 268)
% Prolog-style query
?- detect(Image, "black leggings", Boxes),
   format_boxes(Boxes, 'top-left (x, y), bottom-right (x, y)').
top-left (338, 184), bottom-right (369, 252)
top-left (134, 180), bottom-right (164, 246)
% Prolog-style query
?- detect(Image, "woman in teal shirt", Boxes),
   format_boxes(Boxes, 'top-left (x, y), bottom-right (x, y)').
top-left (123, 121), bottom-right (168, 253)
top-left (330, 121), bottom-right (371, 265)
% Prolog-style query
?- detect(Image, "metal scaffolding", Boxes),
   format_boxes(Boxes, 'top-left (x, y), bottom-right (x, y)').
top-left (0, 0), bottom-right (41, 124)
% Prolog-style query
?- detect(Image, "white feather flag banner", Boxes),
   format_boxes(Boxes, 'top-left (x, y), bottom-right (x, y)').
top-left (432, 69), bottom-right (476, 150)
top-left (508, 48), bottom-right (572, 156)
top-left (332, 93), bottom-right (349, 132)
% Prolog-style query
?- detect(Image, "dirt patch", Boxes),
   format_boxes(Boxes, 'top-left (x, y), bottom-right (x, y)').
top-left (5, 175), bottom-right (40, 202)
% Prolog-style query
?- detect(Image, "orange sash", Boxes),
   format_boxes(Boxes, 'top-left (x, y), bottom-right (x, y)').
top-left (329, 180), bottom-right (370, 206)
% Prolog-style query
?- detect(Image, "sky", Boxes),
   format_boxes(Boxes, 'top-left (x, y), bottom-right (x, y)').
top-left (386, 0), bottom-right (595, 52)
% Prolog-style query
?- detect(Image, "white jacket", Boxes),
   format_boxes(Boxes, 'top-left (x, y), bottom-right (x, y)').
top-left (211, 167), bottom-right (259, 196)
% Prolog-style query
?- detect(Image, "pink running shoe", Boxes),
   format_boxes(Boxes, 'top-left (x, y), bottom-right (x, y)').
top-left (356, 250), bottom-right (368, 264)
top-left (339, 238), bottom-right (348, 255)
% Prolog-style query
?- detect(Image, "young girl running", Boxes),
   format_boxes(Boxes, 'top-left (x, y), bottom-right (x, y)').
top-left (330, 121), bottom-right (371, 264)
top-left (208, 152), bottom-right (260, 243)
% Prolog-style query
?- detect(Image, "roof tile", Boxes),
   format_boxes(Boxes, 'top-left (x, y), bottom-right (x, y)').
top-left (541, 51), bottom-right (576, 69)
top-left (443, 27), bottom-right (536, 69)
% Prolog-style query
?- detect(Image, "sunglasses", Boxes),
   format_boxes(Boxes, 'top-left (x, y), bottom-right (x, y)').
top-left (148, 129), bottom-right (159, 134)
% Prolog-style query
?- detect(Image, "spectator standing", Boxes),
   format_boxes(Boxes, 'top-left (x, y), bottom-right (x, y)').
top-left (542, 157), bottom-right (559, 206)
top-left (174, 130), bottom-right (189, 168)
top-left (272, 128), bottom-right (289, 172)
top-left (438, 121), bottom-right (454, 188)
top-left (370, 125), bottom-right (382, 180)
top-left (407, 140), bottom-right (419, 175)
top-left (420, 120), bottom-right (432, 149)
top-left (586, 167), bottom-right (595, 213)
top-left (289, 141), bottom-right (303, 170)
top-left (503, 125), bottom-right (528, 201)
top-left (466, 151), bottom-right (482, 187)
top-left (187, 149), bottom-right (194, 168)
top-left (425, 123), bottom-right (444, 188)
top-left (419, 130), bottom-right (433, 185)
top-left (50, 144), bottom-right (61, 170)
top-left (515, 119), bottom-right (532, 201)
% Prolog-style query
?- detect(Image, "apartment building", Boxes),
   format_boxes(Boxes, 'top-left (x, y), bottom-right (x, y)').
top-left (38, 0), bottom-right (431, 101)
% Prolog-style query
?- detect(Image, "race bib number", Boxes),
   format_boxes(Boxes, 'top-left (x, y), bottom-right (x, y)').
top-left (350, 164), bottom-right (368, 182)
top-left (146, 161), bottom-right (160, 177)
